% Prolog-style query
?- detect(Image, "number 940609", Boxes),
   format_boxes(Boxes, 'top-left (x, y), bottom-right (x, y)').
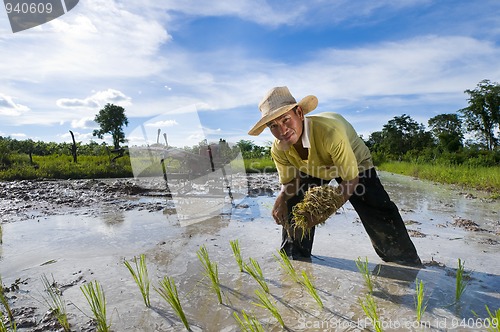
top-left (5, 2), bottom-right (53, 14)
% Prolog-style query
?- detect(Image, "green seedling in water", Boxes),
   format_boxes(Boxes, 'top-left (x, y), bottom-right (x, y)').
top-left (359, 294), bottom-right (383, 332)
top-left (124, 254), bottom-right (151, 307)
top-left (274, 250), bottom-right (300, 283)
top-left (300, 271), bottom-right (323, 309)
top-left (244, 258), bottom-right (269, 293)
top-left (252, 289), bottom-right (284, 328)
top-left (455, 258), bottom-right (469, 303)
top-left (80, 280), bottom-right (110, 332)
top-left (230, 239), bottom-right (245, 272)
top-left (0, 313), bottom-right (8, 332)
top-left (356, 257), bottom-right (375, 294)
top-left (414, 278), bottom-right (427, 324)
top-left (155, 276), bottom-right (190, 331)
top-left (0, 276), bottom-right (16, 332)
top-left (197, 245), bottom-right (223, 304)
top-left (485, 305), bottom-right (500, 332)
top-left (41, 274), bottom-right (70, 331)
top-left (233, 310), bottom-right (264, 332)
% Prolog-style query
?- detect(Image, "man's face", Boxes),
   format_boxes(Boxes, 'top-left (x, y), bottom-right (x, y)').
top-left (267, 106), bottom-right (304, 145)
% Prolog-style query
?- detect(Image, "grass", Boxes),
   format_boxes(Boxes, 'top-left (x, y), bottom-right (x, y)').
top-left (252, 289), bottom-right (284, 328)
top-left (244, 258), bottom-right (270, 293)
top-left (274, 250), bottom-right (300, 283)
top-left (455, 258), bottom-right (469, 303)
top-left (300, 271), bottom-right (323, 309)
top-left (40, 274), bottom-right (70, 331)
top-left (233, 310), bottom-right (265, 332)
top-left (377, 161), bottom-right (500, 194)
top-left (414, 278), bottom-right (427, 324)
top-left (155, 276), bottom-right (190, 331)
top-left (355, 257), bottom-right (375, 294)
top-left (0, 154), bottom-right (133, 180)
top-left (359, 294), bottom-right (383, 332)
top-left (197, 245), bottom-right (223, 304)
top-left (230, 239), bottom-right (245, 272)
top-left (80, 280), bottom-right (110, 332)
top-left (124, 254), bottom-right (151, 307)
top-left (243, 158), bottom-right (277, 174)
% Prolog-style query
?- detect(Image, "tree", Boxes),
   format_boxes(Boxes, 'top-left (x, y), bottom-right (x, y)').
top-left (379, 114), bottom-right (433, 157)
top-left (93, 103), bottom-right (129, 150)
top-left (459, 79), bottom-right (500, 150)
top-left (428, 113), bottom-right (464, 152)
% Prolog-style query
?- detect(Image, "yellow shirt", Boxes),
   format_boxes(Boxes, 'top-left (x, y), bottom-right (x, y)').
top-left (271, 112), bottom-right (373, 184)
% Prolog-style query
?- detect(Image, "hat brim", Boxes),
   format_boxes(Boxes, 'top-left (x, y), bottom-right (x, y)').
top-left (248, 95), bottom-right (318, 136)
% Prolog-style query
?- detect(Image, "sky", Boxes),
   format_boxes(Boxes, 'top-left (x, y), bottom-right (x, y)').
top-left (1, 0), bottom-right (500, 149)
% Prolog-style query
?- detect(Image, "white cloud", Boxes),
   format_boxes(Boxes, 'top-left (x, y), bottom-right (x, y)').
top-left (57, 89), bottom-right (132, 110)
top-left (145, 120), bottom-right (179, 127)
top-left (11, 133), bottom-right (27, 138)
top-left (0, 0), bottom-right (171, 83)
top-left (71, 117), bottom-right (96, 129)
top-left (0, 94), bottom-right (30, 116)
top-left (60, 131), bottom-right (95, 142)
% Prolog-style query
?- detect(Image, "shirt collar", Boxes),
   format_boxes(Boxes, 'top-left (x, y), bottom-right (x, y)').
top-left (302, 117), bottom-right (311, 148)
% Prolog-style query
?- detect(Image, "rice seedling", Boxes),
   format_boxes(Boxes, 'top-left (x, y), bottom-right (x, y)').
top-left (244, 258), bottom-right (269, 293)
top-left (155, 276), bottom-right (190, 331)
top-left (0, 313), bottom-right (8, 332)
top-left (40, 274), bottom-right (70, 331)
top-left (197, 245), bottom-right (223, 304)
top-left (292, 185), bottom-right (344, 233)
top-left (455, 258), bottom-right (468, 303)
top-left (124, 254), bottom-right (151, 307)
top-left (300, 271), bottom-right (323, 309)
top-left (484, 305), bottom-right (500, 332)
top-left (355, 257), bottom-right (374, 294)
top-left (274, 249), bottom-right (300, 283)
top-left (252, 289), bottom-right (284, 328)
top-left (233, 310), bottom-right (265, 332)
top-left (359, 294), bottom-right (383, 332)
top-left (414, 278), bottom-right (427, 324)
top-left (80, 280), bottom-right (110, 332)
top-left (230, 239), bottom-right (244, 272)
top-left (0, 276), bottom-right (15, 331)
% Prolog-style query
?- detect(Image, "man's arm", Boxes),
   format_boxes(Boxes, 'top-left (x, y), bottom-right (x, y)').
top-left (338, 175), bottom-right (359, 203)
top-left (272, 176), bottom-right (300, 225)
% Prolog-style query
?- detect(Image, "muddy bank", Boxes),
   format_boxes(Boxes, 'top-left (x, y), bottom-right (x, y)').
top-left (1, 172), bottom-right (499, 331)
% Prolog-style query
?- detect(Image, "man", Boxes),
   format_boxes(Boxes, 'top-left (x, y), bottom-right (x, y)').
top-left (248, 86), bottom-right (421, 266)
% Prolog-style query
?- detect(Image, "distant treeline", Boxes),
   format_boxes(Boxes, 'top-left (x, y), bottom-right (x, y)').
top-left (1, 80), bottom-right (499, 180)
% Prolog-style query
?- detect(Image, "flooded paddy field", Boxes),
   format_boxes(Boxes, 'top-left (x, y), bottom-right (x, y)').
top-left (0, 172), bottom-right (499, 331)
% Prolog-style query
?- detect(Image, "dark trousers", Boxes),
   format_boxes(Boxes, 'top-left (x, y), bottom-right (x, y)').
top-left (281, 168), bottom-right (421, 265)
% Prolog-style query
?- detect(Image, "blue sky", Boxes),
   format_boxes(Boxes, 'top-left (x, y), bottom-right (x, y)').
top-left (1, 0), bottom-right (499, 148)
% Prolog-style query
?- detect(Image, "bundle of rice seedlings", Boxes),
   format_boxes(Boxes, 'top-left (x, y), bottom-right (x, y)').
top-left (292, 185), bottom-right (344, 232)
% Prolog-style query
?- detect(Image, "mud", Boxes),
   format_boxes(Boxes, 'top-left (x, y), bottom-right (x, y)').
top-left (1, 172), bottom-right (499, 331)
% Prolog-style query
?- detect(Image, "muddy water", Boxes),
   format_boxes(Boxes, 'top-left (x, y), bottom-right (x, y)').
top-left (0, 172), bottom-right (499, 331)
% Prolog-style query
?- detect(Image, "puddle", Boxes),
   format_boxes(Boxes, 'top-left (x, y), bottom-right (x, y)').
top-left (0, 172), bottom-right (499, 331)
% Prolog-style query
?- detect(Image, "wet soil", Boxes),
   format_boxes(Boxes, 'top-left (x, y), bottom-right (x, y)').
top-left (1, 172), bottom-right (499, 331)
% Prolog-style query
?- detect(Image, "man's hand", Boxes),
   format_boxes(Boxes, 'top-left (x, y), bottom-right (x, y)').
top-left (272, 193), bottom-right (288, 225)
top-left (272, 177), bottom-right (300, 225)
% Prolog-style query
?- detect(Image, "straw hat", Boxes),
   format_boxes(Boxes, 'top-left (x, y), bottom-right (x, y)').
top-left (248, 86), bottom-right (318, 136)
